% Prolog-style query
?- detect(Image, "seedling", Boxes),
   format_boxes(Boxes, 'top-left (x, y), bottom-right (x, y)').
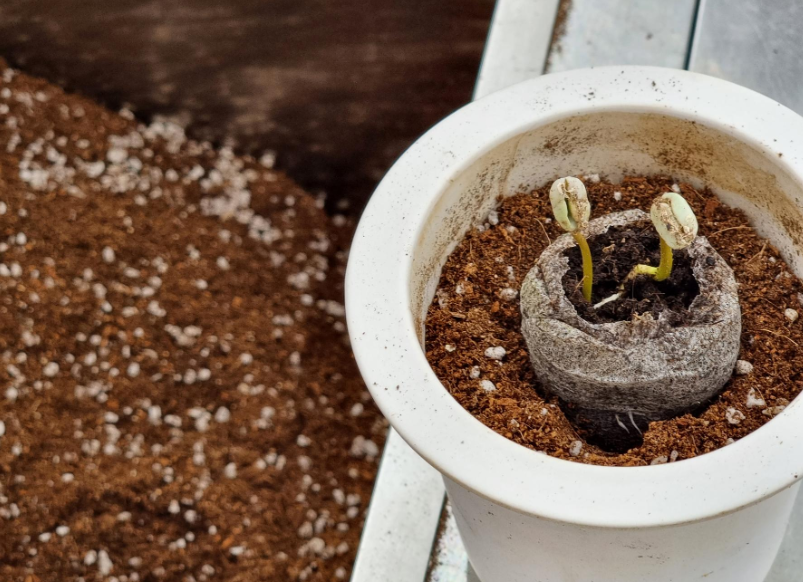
top-left (594, 192), bottom-right (699, 309)
top-left (631, 192), bottom-right (698, 280)
top-left (550, 177), bottom-right (593, 301)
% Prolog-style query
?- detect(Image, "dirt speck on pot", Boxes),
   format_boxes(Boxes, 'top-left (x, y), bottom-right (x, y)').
top-left (425, 175), bottom-right (803, 466)
top-left (0, 60), bottom-right (385, 581)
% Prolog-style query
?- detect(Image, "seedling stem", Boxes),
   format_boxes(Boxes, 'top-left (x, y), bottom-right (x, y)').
top-left (572, 232), bottom-right (593, 302)
top-left (550, 177), bottom-right (593, 302)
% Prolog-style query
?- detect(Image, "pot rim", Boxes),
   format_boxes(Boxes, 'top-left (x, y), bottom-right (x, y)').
top-left (345, 66), bottom-right (803, 528)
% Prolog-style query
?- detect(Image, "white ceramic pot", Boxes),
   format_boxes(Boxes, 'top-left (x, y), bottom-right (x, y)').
top-left (345, 66), bottom-right (803, 582)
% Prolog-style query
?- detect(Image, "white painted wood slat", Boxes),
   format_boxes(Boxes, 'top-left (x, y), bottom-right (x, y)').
top-left (689, 0), bottom-right (803, 116)
top-left (547, 0), bottom-right (698, 73)
top-left (473, 0), bottom-right (561, 99)
top-left (349, 429), bottom-right (445, 582)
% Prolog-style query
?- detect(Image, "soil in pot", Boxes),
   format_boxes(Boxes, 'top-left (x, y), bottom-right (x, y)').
top-left (424, 175), bottom-right (803, 466)
top-left (0, 61), bottom-right (385, 581)
top-left (562, 222), bottom-right (700, 325)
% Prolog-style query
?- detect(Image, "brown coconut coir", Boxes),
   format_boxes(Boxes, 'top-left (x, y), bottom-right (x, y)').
top-left (0, 60), bottom-right (385, 581)
top-left (425, 175), bottom-right (803, 466)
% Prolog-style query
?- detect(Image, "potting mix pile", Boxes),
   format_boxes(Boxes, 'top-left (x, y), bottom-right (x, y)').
top-left (425, 175), bottom-right (803, 466)
top-left (0, 61), bottom-right (386, 581)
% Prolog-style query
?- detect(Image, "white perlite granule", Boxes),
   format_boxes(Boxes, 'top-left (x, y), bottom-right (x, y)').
top-left (484, 346), bottom-right (506, 360)
top-left (126, 362), bottom-right (140, 378)
top-left (734, 360), bottom-right (753, 375)
top-left (42, 361), bottom-right (59, 377)
top-left (726, 407), bottom-right (746, 425)
top-left (97, 550), bottom-right (113, 576)
top-left (102, 246), bottom-right (116, 263)
top-left (499, 287), bottom-right (518, 301)
top-left (746, 388), bottom-right (766, 409)
top-left (479, 380), bottom-right (496, 392)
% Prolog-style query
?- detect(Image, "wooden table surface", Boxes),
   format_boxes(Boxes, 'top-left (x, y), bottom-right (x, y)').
top-left (0, 0), bottom-right (495, 211)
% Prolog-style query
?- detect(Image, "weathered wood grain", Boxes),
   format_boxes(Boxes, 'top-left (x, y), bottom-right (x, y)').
top-left (0, 0), bottom-right (494, 209)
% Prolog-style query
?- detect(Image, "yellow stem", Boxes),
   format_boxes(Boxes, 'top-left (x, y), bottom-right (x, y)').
top-left (572, 231), bottom-right (593, 302)
top-left (606, 237), bottom-right (674, 309)
top-left (633, 264), bottom-right (658, 278)
top-left (654, 237), bottom-right (673, 282)
top-left (621, 263), bottom-right (657, 288)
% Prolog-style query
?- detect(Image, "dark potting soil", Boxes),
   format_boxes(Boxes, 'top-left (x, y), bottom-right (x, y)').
top-left (0, 60), bottom-right (385, 581)
top-left (425, 175), bottom-right (803, 467)
top-left (562, 223), bottom-right (700, 325)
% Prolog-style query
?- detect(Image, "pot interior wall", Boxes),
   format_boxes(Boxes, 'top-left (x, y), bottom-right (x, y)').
top-left (411, 111), bottom-right (803, 340)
